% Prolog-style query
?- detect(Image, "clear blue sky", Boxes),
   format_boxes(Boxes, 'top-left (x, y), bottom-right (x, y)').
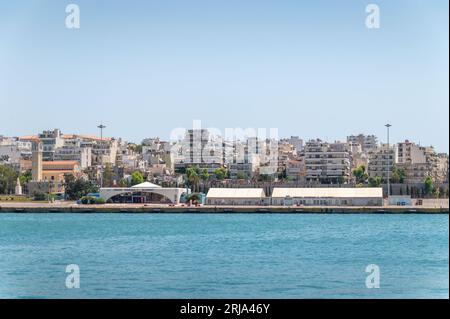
top-left (0, 0), bottom-right (448, 152)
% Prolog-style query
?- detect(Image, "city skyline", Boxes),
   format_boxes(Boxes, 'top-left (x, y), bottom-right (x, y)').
top-left (2, 126), bottom-right (448, 154)
top-left (0, 0), bottom-right (448, 152)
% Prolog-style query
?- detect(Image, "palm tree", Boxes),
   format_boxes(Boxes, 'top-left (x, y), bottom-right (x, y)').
top-left (186, 167), bottom-right (200, 192)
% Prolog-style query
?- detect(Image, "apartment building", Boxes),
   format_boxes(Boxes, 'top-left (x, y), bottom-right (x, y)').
top-left (38, 129), bottom-right (65, 161)
top-left (347, 134), bottom-right (378, 152)
top-left (367, 144), bottom-right (396, 180)
top-left (304, 140), bottom-right (351, 184)
top-left (396, 140), bottom-right (446, 183)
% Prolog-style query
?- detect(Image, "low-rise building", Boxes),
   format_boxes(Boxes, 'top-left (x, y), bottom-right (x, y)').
top-left (205, 188), bottom-right (266, 205)
top-left (271, 187), bottom-right (383, 206)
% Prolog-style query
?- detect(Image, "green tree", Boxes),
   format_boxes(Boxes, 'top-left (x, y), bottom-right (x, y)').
top-left (390, 166), bottom-right (406, 184)
top-left (0, 164), bottom-right (18, 194)
top-left (424, 176), bottom-right (433, 195)
top-left (368, 176), bottom-right (382, 187)
top-left (352, 165), bottom-right (368, 184)
top-left (213, 167), bottom-right (228, 180)
top-left (186, 167), bottom-right (200, 191)
top-left (130, 171), bottom-right (144, 186)
top-left (200, 169), bottom-right (209, 181)
top-left (19, 170), bottom-right (32, 186)
top-left (64, 174), bottom-right (99, 200)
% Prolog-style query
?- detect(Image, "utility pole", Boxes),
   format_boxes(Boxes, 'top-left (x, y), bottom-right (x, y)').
top-left (385, 123), bottom-right (392, 200)
top-left (98, 124), bottom-right (106, 188)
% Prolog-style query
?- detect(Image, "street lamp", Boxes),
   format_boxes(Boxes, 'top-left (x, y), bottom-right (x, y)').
top-left (385, 123), bottom-right (392, 199)
top-left (97, 124), bottom-right (106, 188)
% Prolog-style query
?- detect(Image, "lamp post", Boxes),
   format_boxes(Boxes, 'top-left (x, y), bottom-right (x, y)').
top-left (385, 123), bottom-right (392, 200)
top-left (97, 124), bottom-right (106, 188)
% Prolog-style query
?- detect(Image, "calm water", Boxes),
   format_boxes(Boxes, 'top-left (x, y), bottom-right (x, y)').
top-left (0, 213), bottom-right (448, 298)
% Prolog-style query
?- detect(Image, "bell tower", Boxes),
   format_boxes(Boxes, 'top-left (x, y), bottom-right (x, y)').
top-left (32, 141), bottom-right (43, 181)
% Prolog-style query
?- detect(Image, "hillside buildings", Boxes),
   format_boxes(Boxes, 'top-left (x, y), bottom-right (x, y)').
top-left (396, 140), bottom-right (448, 183)
top-left (0, 128), bottom-right (448, 199)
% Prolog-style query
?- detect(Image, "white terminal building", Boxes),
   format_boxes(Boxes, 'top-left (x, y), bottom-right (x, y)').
top-left (100, 182), bottom-right (187, 204)
top-left (205, 187), bottom-right (383, 206)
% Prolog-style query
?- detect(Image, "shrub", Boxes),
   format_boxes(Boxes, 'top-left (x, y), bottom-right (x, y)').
top-left (81, 196), bottom-right (105, 204)
top-left (95, 198), bottom-right (106, 204)
top-left (33, 192), bottom-right (47, 201)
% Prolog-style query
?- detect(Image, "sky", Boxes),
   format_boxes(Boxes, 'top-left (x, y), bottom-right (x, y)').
top-left (0, 0), bottom-right (448, 152)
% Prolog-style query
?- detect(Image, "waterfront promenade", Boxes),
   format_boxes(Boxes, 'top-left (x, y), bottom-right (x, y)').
top-left (0, 199), bottom-right (448, 214)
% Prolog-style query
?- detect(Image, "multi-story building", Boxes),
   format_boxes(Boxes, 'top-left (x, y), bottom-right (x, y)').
top-left (229, 143), bottom-right (260, 180)
top-left (0, 137), bottom-right (32, 165)
top-left (304, 140), bottom-right (351, 184)
top-left (286, 158), bottom-right (306, 181)
top-left (347, 134), bottom-right (378, 152)
top-left (367, 144), bottom-right (396, 181)
top-left (38, 129), bottom-right (65, 161)
top-left (91, 138), bottom-right (118, 166)
top-left (288, 136), bottom-right (304, 156)
top-left (142, 138), bottom-right (173, 170)
top-left (54, 147), bottom-right (91, 169)
top-left (396, 140), bottom-right (446, 183)
top-left (173, 129), bottom-right (226, 173)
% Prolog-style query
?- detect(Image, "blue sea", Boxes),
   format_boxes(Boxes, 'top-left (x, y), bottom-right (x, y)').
top-left (0, 213), bottom-right (448, 298)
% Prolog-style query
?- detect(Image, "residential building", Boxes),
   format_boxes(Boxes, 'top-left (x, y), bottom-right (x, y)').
top-left (286, 158), bottom-right (306, 181)
top-left (396, 140), bottom-right (447, 183)
top-left (38, 129), bottom-right (65, 160)
top-left (304, 140), bottom-right (351, 184)
top-left (367, 144), bottom-right (395, 180)
top-left (347, 134), bottom-right (378, 152)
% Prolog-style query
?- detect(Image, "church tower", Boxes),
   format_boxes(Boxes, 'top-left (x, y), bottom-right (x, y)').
top-left (31, 141), bottom-right (43, 181)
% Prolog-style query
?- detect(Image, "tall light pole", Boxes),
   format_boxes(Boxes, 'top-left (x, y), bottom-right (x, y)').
top-left (385, 123), bottom-right (392, 199)
top-left (98, 124), bottom-right (106, 188)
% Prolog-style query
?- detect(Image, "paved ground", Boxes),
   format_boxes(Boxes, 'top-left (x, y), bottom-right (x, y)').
top-left (0, 198), bottom-right (448, 213)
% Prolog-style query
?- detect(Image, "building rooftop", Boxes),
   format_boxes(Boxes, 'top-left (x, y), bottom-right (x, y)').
top-left (206, 188), bottom-right (266, 198)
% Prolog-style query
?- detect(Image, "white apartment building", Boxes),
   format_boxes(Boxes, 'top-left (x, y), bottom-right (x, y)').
top-left (173, 129), bottom-right (226, 173)
top-left (304, 140), bottom-right (351, 184)
top-left (38, 129), bottom-right (65, 160)
top-left (367, 144), bottom-right (396, 180)
top-left (396, 140), bottom-right (446, 183)
top-left (0, 138), bottom-right (32, 164)
top-left (142, 138), bottom-right (173, 170)
top-left (91, 138), bottom-right (118, 166)
top-left (54, 146), bottom-right (92, 169)
top-left (347, 134), bottom-right (378, 152)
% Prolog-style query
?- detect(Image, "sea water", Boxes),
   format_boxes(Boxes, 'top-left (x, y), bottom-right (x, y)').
top-left (0, 213), bottom-right (448, 298)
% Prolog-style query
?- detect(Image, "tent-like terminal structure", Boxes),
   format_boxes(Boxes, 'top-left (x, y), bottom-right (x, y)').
top-left (99, 182), bottom-right (187, 204)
